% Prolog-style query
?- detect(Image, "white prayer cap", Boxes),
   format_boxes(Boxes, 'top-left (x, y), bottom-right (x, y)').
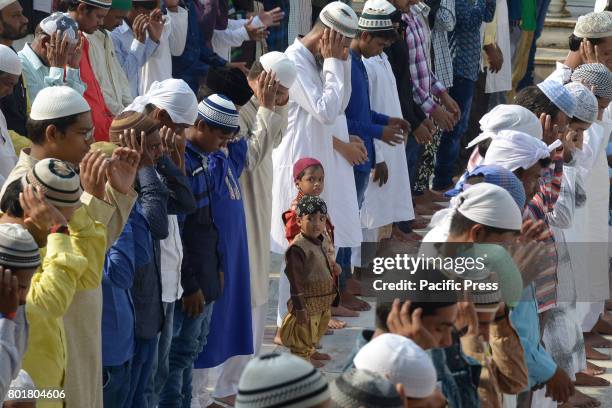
top-left (30, 86), bottom-right (91, 121)
top-left (353, 334), bottom-right (437, 399)
top-left (0, 0), bottom-right (17, 10)
top-left (259, 51), bottom-right (297, 88)
top-left (0, 44), bottom-right (21, 76)
top-left (125, 79), bottom-right (198, 126)
top-left (482, 130), bottom-right (552, 172)
top-left (564, 82), bottom-right (598, 123)
top-left (467, 105), bottom-right (543, 149)
top-left (358, 0), bottom-right (396, 31)
top-left (454, 183), bottom-right (523, 231)
top-left (319, 1), bottom-right (359, 38)
top-left (3, 370), bottom-right (36, 402)
top-left (40, 12), bottom-right (79, 44)
top-left (573, 11), bottom-right (612, 39)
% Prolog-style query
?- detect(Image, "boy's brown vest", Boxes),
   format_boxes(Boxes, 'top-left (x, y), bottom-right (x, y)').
top-left (288, 233), bottom-right (338, 314)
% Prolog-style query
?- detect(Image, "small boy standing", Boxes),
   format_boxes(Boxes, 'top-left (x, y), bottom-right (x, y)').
top-left (280, 195), bottom-right (338, 366)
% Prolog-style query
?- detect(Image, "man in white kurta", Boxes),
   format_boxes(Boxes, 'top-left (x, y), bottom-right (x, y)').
top-left (139, 0), bottom-right (188, 94)
top-left (271, 2), bottom-right (362, 327)
top-left (0, 45), bottom-right (21, 186)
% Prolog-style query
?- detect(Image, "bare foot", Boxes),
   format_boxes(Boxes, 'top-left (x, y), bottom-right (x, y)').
top-left (215, 395), bottom-right (236, 406)
top-left (584, 331), bottom-right (612, 348)
top-left (410, 217), bottom-right (430, 230)
top-left (274, 329), bottom-right (283, 346)
top-left (575, 372), bottom-right (610, 386)
top-left (340, 292), bottom-right (371, 311)
top-left (312, 351), bottom-right (331, 360)
top-left (346, 277), bottom-right (362, 295)
top-left (310, 358), bottom-right (325, 368)
top-left (427, 188), bottom-right (451, 202)
top-left (331, 305), bottom-right (359, 317)
top-left (585, 361), bottom-right (606, 376)
top-left (391, 226), bottom-right (423, 242)
top-left (592, 317), bottom-right (612, 336)
top-left (328, 318), bottom-right (347, 329)
top-left (586, 344), bottom-right (610, 360)
top-left (560, 390), bottom-right (601, 408)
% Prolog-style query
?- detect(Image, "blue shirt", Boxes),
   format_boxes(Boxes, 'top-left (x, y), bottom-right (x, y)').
top-left (510, 284), bottom-right (557, 388)
top-left (172, 0), bottom-right (228, 94)
top-left (180, 141), bottom-right (223, 302)
top-left (449, 0), bottom-right (496, 81)
top-left (101, 202), bottom-right (152, 366)
top-left (345, 49), bottom-right (389, 173)
top-left (18, 43), bottom-right (86, 110)
top-left (110, 21), bottom-right (159, 97)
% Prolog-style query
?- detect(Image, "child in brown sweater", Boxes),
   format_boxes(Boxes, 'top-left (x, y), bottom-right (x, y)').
top-left (279, 195), bottom-right (338, 368)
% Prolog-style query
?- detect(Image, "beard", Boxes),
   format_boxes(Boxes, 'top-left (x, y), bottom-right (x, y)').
top-left (0, 22), bottom-right (28, 40)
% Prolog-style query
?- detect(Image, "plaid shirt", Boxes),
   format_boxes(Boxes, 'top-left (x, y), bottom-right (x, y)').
top-left (403, 9), bottom-right (446, 115)
top-left (431, 0), bottom-right (455, 88)
top-left (264, 0), bottom-right (290, 51)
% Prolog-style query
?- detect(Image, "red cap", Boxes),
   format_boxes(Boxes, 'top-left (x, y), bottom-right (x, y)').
top-left (293, 157), bottom-right (323, 181)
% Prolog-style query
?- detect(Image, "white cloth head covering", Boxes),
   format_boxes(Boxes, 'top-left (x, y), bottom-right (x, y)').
top-left (467, 104), bottom-right (543, 149)
top-left (125, 79), bottom-right (198, 126)
top-left (0, 44), bottom-right (21, 76)
top-left (570, 63), bottom-right (612, 99)
top-left (30, 86), bottom-right (90, 120)
top-left (573, 11), bottom-right (612, 39)
top-left (564, 82), bottom-right (598, 123)
top-left (453, 183), bottom-right (523, 231)
top-left (537, 79), bottom-right (577, 118)
top-left (259, 51), bottom-right (297, 88)
top-left (3, 370), bottom-right (36, 402)
top-left (482, 130), bottom-right (552, 171)
top-left (353, 334), bottom-right (436, 399)
top-left (236, 352), bottom-right (330, 408)
top-left (319, 1), bottom-right (359, 38)
top-left (358, 0), bottom-right (396, 31)
top-left (0, 0), bottom-right (16, 10)
top-left (40, 12), bottom-right (79, 43)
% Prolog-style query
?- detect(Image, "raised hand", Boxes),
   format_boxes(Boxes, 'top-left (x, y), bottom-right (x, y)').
top-left (386, 299), bottom-right (437, 349)
top-left (67, 31), bottom-right (83, 69)
top-left (456, 301), bottom-right (479, 336)
top-left (80, 150), bottom-right (110, 200)
top-left (228, 61), bottom-right (250, 76)
top-left (245, 17), bottom-right (268, 41)
top-left (133, 14), bottom-right (148, 43)
top-left (0, 267), bottom-right (19, 315)
top-left (19, 184), bottom-right (68, 234)
top-left (258, 70), bottom-right (279, 109)
top-left (47, 31), bottom-right (70, 68)
top-left (580, 38), bottom-right (600, 64)
top-left (540, 113), bottom-right (562, 145)
top-left (107, 146), bottom-right (141, 194)
top-left (258, 7), bottom-right (284, 27)
top-left (147, 9), bottom-right (165, 43)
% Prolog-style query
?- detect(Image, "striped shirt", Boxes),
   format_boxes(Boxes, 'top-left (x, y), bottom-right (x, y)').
top-left (403, 9), bottom-right (447, 115)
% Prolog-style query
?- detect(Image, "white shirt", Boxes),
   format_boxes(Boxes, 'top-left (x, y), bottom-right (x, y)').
top-left (360, 53), bottom-right (415, 229)
top-left (271, 39), bottom-right (361, 252)
top-left (159, 214), bottom-right (184, 303)
top-left (0, 110), bottom-right (17, 187)
top-left (212, 17), bottom-right (263, 62)
top-left (139, 7), bottom-right (188, 95)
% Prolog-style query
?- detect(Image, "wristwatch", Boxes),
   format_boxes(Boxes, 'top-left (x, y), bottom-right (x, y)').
top-left (49, 224), bottom-right (70, 235)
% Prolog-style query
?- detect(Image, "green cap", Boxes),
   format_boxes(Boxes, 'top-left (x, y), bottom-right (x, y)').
top-left (111, 0), bottom-right (132, 10)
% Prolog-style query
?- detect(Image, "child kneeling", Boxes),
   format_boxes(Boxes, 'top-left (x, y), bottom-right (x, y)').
top-left (280, 195), bottom-right (338, 365)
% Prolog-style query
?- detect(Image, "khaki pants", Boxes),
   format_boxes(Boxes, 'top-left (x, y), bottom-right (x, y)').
top-left (279, 308), bottom-right (331, 359)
